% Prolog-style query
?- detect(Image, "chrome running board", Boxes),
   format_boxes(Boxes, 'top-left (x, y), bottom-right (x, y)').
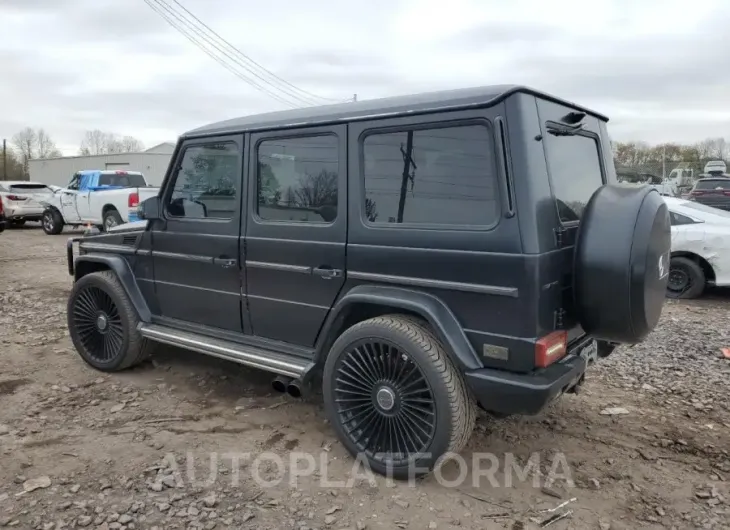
top-left (138, 324), bottom-right (310, 378)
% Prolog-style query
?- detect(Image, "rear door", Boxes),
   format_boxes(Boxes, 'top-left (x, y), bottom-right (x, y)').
top-left (245, 125), bottom-right (347, 347)
top-left (150, 135), bottom-right (246, 333)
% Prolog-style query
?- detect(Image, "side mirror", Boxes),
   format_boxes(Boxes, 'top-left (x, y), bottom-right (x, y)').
top-left (139, 196), bottom-right (162, 220)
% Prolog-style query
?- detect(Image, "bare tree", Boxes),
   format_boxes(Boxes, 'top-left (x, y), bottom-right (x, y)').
top-left (79, 129), bottom-right (109, 155)
top-left (12, 127), bottom-right (38, 178)
top-left (79, 130), bottom-right (144, 155)
top-left (37, 129), bottom-right (62, 158)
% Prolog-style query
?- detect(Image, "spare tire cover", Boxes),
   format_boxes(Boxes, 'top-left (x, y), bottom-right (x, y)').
top-left (573, 185), bottom-right (670, 343)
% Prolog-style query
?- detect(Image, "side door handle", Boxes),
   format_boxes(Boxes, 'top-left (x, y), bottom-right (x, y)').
top-left (313, 266), bottom-right (343, 280)
top-left (213, 257), bottom-right (237, 269)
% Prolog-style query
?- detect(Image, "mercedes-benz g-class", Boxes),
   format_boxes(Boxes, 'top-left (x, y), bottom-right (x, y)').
top-left (64, 85), bottom-right (670, 478)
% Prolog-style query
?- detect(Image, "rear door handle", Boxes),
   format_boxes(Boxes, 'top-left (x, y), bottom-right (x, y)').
top-left (313, 266), bottom-right (343, 280)
top-left (213, 257), bottom-right (237, 268)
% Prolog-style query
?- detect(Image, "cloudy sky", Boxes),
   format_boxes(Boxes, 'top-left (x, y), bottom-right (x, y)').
top-left (1, 0), bottom-right (729, 155)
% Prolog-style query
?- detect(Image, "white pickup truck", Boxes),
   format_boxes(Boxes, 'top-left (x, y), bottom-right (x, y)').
top-left (40, 170), bottom-right (159, 235)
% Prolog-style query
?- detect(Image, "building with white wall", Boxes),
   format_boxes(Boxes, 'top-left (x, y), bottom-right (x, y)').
top-left (28, 142), bottom-right (176, 187)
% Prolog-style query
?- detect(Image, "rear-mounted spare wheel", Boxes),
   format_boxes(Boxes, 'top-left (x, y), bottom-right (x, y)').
top-left (574, 185), bottom-right (670, 343)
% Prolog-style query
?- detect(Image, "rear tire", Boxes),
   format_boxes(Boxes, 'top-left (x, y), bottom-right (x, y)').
top-left (666, 257), bottom-right (705, 299)
top-left (103, 209), bottom-right (123, 231)
top-left (42, 209), bottom-right (64, 235)
top-left (322, 315), bottom-right (476, 479)
top-left (67, 271), bottom-right (154, 371)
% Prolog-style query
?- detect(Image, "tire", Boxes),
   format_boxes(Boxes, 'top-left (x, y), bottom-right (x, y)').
top-left (574, 186), bottom-right (671, 343)
top-left (42, 209), bottom-right (64, 235)
top-left (322, 315), bottom-right (476, 479)
top-left (666, 257), bottom-right (705, 299)
top-left (103, 209), bottom-right (123, 231)
top-left (67, 271), bottom-right (154, 372)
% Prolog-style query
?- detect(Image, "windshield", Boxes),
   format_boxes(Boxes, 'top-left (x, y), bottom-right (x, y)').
top-left (694, 179), bottom-right (730, 190)
top-left (98, 173), bottom-right (147, 187)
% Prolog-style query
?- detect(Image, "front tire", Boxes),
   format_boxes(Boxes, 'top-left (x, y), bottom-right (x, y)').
top-left (67, 271), bottom-right (154, 371)
top-left (666, 257), bottom-right (705, 299)
top-left (42, 209), bottom-right (64, 235)
top-left (322, 315), bottom-right (476, 479)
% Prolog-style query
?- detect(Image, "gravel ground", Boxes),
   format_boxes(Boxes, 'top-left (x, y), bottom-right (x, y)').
top-left (0, 225), bottom-right (729, 530)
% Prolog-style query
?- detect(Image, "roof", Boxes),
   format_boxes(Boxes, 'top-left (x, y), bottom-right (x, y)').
top-left (77, 170), bottom-right (143, 175)
top-left (184, 85), bottom-right (608, 138)
top-left (0, 180), bottom-right (47, 186)
top-left (144, 142), bottom-right (176, 154)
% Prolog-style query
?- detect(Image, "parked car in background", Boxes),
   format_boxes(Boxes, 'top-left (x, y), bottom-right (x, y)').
top-left (688, 177), bottom-right (730, 211)
top-left (0, 195), bottom-right (6, 233)
top-left (40, 170), bottom-right (159, 234)
top-left (665, 196), bottom-right (730, 298)
top-left (0, 181), bottom-right (55, 227)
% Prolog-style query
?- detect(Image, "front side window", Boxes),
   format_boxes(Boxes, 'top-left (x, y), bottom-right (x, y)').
top-left (362, 123), bottom-right (498, 227)
top-left (167, 142), bottom-right (239, 219)
top-left (256, 135), bottom-right (339, 223)
top-left (543, 129), bottom-right (604, 222)
top-left (67, 175), bottom-right (81, 190)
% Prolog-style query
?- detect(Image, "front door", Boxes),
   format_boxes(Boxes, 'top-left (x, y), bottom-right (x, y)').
top-left (150, 135), bottom-right (246, 333)
top-left (60, 173), bottom-right (82, 223)
top-left (245, 125), bottom-right (347, 347)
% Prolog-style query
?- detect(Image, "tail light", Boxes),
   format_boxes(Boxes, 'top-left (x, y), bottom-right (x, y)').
top-left (690, 190), bottom-right (704, 196)
top-left (128, 192), bottom-right (139, 208)
top-left (535, 331), bottom-right (568, 368)
top-left (723, 191), bottom-right (730, 197)
top-left (6, 194), bottom-right (27, 201)
top-left (115, 171), bottom-right (128, 175)
top-left (0, 196), bottom-right (3, 214)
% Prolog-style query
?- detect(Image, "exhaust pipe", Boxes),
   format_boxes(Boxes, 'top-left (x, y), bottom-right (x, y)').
top-left (286, 379), bottom-right (303, 398)
top-left (272, 375), bottom-right (292, 393)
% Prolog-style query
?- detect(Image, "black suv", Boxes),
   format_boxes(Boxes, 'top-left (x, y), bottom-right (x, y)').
top-left (65, 85), bottom-right (670, 478)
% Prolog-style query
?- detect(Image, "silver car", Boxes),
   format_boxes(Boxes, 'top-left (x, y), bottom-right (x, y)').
top-left (0, 181), bottom-right (55, 227)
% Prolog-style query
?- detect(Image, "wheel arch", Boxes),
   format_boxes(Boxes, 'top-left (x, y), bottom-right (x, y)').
top-left (74, 254), bottom-right (152, 322)
top-left (670, 250), bottom-right (716, 283)
top-left (102, 204), bottom-right (119, 216)
top-left (313, 284), bottom-right (483, 372)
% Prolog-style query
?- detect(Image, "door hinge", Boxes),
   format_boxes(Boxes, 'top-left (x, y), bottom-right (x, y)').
top-left (554, 226), bottom-right (567, 248)
top-left (554, 308), bottom-right (566, 329)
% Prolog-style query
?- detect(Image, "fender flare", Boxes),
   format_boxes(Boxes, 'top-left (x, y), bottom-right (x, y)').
top-left (74, 253), bottom-right (152, 322)
top-left (314, 284), bottom-right (483, 371)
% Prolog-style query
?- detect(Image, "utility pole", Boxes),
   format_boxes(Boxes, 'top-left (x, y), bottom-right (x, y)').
top-left (396, 131), bottom-right (415, 223)
top-left (662, 145), bottom-right (666, 180)
top-left (2, 139), bottom-right (6, 180)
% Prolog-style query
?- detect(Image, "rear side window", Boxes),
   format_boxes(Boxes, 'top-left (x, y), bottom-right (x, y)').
top-left (694, 179), bottom-right (730, 190)
top-left (543, 131), bottom-right (604, 222)
top-left (362, 123), bottom-right (498, 227)
top-left (256, 135), bottom-right (339, 223)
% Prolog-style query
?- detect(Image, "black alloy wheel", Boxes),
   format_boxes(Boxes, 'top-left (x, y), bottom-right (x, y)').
top-left (333, 339), bottom-right (437, 467)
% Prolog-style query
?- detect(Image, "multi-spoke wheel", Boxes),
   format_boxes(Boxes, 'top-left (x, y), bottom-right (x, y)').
top-left (68, 271), bottom-right (154, 371)
top-left (666, 256), bottom-right (705, 299)
top-left (323, 315), bottom-right (476, 479)
top-left (42, 209), bottom-right (64, 235)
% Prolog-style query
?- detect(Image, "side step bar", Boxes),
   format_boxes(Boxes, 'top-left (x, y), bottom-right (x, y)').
top-left (139, 323), bottom-right (310, 378)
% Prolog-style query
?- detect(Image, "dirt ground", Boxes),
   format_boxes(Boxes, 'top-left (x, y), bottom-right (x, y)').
top-left (0, 226), bottom-right (728, 530)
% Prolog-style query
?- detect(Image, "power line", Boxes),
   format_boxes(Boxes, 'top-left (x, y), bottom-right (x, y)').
top-left (169, 0), bottom-right (349, 104)
top-left (144, 0), bottom-right (352, 107)
top-left (145, 0), bottom-right (310, 107)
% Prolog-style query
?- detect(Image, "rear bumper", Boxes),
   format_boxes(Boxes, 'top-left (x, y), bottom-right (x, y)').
top-left (465, 343), bottom-right (592, 416)
top-left (5, 205), bottom-right (44, 221)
